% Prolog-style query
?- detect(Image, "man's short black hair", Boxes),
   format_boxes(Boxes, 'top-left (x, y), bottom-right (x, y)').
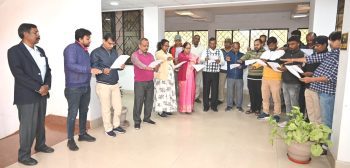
top-left (267, 37), bottom-right (277, 45)
top-left (328, 31), bottom-right (341, 41)
top-left (254, 39), bottom-right (263, 44)
top-left (75, 28), bottom-right (91, 41)
top-left (260, 35), bottom-right (267, 38)
top-left (209, 37), bottom-right (216, 42)
top-left (288, 36), bottom-right (300, 43)
top-left (291, 30), bottom-right (302, 37)
top-left (18, 23), bottom-right (37, 39)
top-left (103, 33), bottom-right (116, 42)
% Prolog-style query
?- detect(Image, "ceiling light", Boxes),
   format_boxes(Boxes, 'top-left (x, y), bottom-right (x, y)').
top-left (110, 1), bottom-right (119, 6)
top-left (292, 14), bottom-right (308, 18)
top-left (175, 11), bottom-right (194, 16)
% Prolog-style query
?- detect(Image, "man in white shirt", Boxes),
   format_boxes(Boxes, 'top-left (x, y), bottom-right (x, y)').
top-left (200, 37), bottom-right (225, 112)
top-left (191, 35), bottom-right (205, 103)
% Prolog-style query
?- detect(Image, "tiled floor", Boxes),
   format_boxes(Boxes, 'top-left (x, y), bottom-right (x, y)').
top-left (7, 93), bottom-right (331, 168)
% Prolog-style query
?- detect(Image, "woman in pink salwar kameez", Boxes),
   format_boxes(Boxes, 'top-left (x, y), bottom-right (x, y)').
top-left (177, 42), bottom-right (198, 114)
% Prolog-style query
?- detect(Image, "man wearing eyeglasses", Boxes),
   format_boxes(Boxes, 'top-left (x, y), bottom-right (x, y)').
top-left (90, 33), bottom-right (126, 137)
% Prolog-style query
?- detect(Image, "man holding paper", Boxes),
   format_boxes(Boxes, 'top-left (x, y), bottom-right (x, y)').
top-left (90, 33), bottom-right (126, 137)
top-left (200, 37), bottom-right (225, 112)
top-left (218, 38), bottom-right (233, 105)
top-left (278, 36), bottom-right (304, 127)
top-left (225, 42), bottom-right (245, 112)
top-left (238, 39), bottom-right (265, 115)
top-left (131, 38), bottom-right (159, 130)
top-left (255, 37), bottom-right (284, 122)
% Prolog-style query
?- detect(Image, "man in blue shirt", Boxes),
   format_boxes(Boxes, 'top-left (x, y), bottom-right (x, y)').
top-left (225, 42), bottom-right (245, 112)
top-left (64, 28), bottom-right (101, 151)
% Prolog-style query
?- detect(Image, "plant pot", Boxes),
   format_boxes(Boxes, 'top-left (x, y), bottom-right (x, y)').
top-left (287, 142), bottom-right (312, 164)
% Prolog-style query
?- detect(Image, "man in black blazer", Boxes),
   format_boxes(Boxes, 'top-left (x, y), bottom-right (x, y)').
top-left (8, 23), bottom-right (54, 166)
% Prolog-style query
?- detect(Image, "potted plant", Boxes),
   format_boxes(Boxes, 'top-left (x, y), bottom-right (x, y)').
top-left (269, 106), bottom-right (332, 164)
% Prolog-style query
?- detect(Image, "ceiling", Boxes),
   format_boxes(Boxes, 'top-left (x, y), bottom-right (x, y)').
top-left (165, 3), bottom-right (299, 17)
top-left (102, 0), bottom-right (310, 11)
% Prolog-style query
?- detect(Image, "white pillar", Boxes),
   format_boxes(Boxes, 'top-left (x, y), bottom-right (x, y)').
top-left (309, 0), bottom-right (337, 35)
top-left (143, 6), bottom-right (165, 55)
top-left (331, 0), bottom-right (350, 167)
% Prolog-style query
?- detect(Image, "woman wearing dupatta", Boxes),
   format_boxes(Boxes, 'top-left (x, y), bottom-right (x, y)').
top-left (178, 42), bottom-right (198, 114)
top-left (153, 39), bottom-right (177, 117)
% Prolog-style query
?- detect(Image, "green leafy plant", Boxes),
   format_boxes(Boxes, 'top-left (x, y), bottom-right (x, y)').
top-left (269, 106), bottom-right (332, 156)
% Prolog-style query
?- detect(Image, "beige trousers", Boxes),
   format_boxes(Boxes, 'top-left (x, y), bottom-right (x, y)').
top-left (305, 89), bottom-right (321, 124)
top-left (261, 79), bottom-right (282, 115)
top-left (96, 83), bottom-right (122, 132)
top-left (218, 72), bottom-right (227, 102)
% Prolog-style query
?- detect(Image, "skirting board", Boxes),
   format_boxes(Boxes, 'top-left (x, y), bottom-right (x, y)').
top-left (327, 151), bottom-right (350, 168)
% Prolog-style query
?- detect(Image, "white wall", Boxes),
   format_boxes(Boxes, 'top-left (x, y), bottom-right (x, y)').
top-left (0, 0), bottom-right (102, 138)
top-left (165, 11), bottom-right (309, 38)
top-left (331, 0), bottom-right (350, 166)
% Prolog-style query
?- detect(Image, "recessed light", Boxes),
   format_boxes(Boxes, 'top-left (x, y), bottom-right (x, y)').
top-left (110, 1), bottom-right (119, 6)
top-left (292, 14), bottom-right (308, 18)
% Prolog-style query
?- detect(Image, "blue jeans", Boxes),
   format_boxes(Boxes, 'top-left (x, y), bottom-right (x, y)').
top-left (227, 78), bottom-right (243, 108)
top-left (319, 93), bottom-right (335, 128)
top-left (64, 86), bottom-right (91, 139)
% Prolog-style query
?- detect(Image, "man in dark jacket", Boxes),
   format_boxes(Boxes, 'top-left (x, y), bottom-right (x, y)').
top-left (90, 33), bottom-right (126, 137)
top-left (225, 42), bottom-right (245, 112)
top-left (64, 28), bottom-right (101, 151)
top-left (8, 23), bottom-right (53, 166)
top-left (278, 36), bottom-right (304, 127)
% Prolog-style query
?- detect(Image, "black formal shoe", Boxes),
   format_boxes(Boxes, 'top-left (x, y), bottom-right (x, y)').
top-left (237, 107), bottom-right (244, 112)
top-left (164, 112), bottom-right (173, 115)
top-left (18, 157), bottom-right (38, 166)
top-left (143, 120), bottom-right (156, 124)
top-left (35, 145), bottom-right (54, 153)
top-left (203, 107), bottom-right (209, 112)
top-left (67, 139), bottom-right (79, 151)
top-left (158, 112), bottom-right (167, 117)
top-left (113, 126), bottom-right (126, 134)
top-left (195, 98), bottom-right (202, 103)
top-left (134, 123), bottom-right (141, 130)
top-left (212, 108), bottom-right (218, 112)
top-left (78, 133), bottom-right (96, 142)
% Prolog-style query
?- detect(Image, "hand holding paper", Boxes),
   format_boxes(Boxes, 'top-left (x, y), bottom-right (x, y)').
top-left (174, 61), bottom-right (187, 69)
top-left (148, 60), bottom-right (163, 68)
top-left (110, 55), bottom-right (130, 69)
top-left (193, 64), bottom-right (205, 72)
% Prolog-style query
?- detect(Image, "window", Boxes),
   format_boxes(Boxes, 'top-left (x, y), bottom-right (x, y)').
top-left (102, 10), bottom-right (143, 64)
top-left (216, 29), bottom-right (289, 53)
top-left (298, 28), bottom-right (309, 45)
top-left (165, 30), bottom-right (209, 47)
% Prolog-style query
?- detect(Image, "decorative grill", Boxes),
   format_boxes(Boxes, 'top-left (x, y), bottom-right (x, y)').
top-left (102, 10), bottom-right (143, 64)
top-left (164, 31), bottom-right (209, 47)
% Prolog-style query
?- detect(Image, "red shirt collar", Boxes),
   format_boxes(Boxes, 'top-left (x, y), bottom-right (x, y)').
top-left (76, 41), bottom-right (88, 52)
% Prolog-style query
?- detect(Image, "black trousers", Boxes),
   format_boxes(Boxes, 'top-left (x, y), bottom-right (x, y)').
top-left (133, 81), bottom-right (154, 124)
top-left (203, 72), bottom-right (219, 109)
top-left (16, 97), bottom-right (47, 161)
top-left (299, 84), bottom-right (306, 116)
top-left (248, 79), bottom-right (262, 112)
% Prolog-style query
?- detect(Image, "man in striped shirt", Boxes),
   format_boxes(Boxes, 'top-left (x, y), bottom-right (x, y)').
top-left (200, 37), bottom-right (225, 112)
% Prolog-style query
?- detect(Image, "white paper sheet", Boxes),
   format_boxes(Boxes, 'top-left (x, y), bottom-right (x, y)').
top-left (260, 50), bottom-right (285, 60)
top-left (110, 55), bottom-right (130, 69)
top-left (148, 60), bottom-right (163, 68)
top-left (301, 49), bottom-right (314, 56)
top-left (220, 61), bottom-right (227, 70)
top-left (174, 61), bottom-right (187, 69)
top-left (256, 59), bottom-right (267, 66)
top-left (230, 64), bottom-right (241, 69)
top-left (285, 65), bottom-right (302, 78)
top-left (291, 65), bottom-right (304, 73)
top-left (193, 64), bottom-right (206, 72)
top-left (245, 59), bottom-right (258, 66)
top-left (267, 62), bottom-right (282, 72)
top-left (208, 59), bottom-right (216, 64)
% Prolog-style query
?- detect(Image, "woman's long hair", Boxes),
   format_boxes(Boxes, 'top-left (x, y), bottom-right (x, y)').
top-left (181, 42), bottom-right (191, 53)
top-left (157, 39), bottom-right (169, 51)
